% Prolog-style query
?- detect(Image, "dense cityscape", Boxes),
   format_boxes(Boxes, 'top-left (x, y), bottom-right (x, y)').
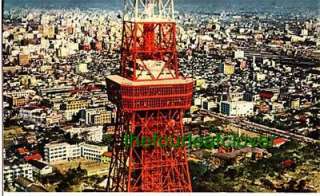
top-left (2, 0), bottom-right (320, 192)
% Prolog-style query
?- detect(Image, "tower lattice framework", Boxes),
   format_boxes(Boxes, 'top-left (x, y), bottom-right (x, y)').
top-left (106, 0), bottom-right (193, 192)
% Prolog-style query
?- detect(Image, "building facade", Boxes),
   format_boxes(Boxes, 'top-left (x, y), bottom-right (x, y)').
top-left (64, 125), bottom-right (103, 142)
top-left (44, 142), bottom-right (108, 163)
top-left (4, 163), bottom-right (33, 184)
top-left (220, 101), bottom-right (254, 116)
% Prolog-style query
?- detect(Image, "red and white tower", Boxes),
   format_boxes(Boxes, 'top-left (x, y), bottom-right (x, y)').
top-left (106, 0), bottom-right (193, 192)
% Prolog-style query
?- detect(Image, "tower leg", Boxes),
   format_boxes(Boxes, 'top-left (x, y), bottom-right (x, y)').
top-left (108, 109), bottom-right (192, 192)
top-left (106, 111), bottom-right (130, 192)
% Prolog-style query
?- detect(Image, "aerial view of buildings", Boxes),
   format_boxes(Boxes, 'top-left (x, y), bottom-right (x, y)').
top-left (2, 0), bottom-right (320, 193)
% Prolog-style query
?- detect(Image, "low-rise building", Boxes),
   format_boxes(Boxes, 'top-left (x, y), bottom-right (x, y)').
top-left (91, 111), bottom-right (112, 125)
top-left (44, 142), bottom-right (70, 163)
top-left (45, 111), bottom-right (64, 126)
top-left (220, 101), bottom-right (254, 117)
top-left (81, 143), bottom-right (108, 161)
top-left (76, 62), bottom-right (88, 73)
top-left (219, 61), bottom-right (235, 75)
top-left (64, 125), bottom-right (103, 142)
top-left (44, 142), bottom-right (108, 163)
top-left (19, 54), bottom-right (30, 66)
top-left (291, 98), bottom-right (300, 109)
top-left (101, 151), bottom-right (112, 164)
top-left (28, 160), bottom-right (53, 176)
top-left (19, 107), bottom-right (46, 124)
top-left (85, 164), bottom-right (109, 176)
top-left (4, 163), bottom-right (33, 184)
top-left (14, 176), bottom-right (47, 192)
top-left (6, 96), bottom-right (28, 107)
top-left (61, 100), bottom-right (89, 121)
top-left (80, 107), bottom-right (107, 125)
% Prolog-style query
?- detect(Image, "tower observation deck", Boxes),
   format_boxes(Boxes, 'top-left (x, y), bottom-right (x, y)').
top-left (106, 0), bottom-right (193, 192)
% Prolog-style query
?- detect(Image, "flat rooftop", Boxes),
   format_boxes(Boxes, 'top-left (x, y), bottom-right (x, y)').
top-left (107, 75), bottom-right (193, 86)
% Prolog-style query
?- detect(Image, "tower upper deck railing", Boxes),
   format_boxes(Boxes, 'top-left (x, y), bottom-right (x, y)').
top-left (123, 0), bottom-right (175, 22)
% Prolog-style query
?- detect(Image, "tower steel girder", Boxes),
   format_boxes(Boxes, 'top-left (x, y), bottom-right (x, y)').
top-left (120, 22), bottom-right (178, 80)
top-left (107, 0), bottom-right (193, 192)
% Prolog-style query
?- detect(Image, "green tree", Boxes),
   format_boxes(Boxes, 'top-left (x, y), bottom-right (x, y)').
top-left (102, 134), bottom-right (114, 146)
top-left (189, 161), bottom-right (208, 180)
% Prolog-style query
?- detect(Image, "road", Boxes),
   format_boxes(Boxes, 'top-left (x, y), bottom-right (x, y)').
top-left (199, 110), bottom-right (319, 144)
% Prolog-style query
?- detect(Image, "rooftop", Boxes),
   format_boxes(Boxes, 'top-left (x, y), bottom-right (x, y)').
top-left (28, 160), bottom-right (48, 170)
top-left (15, 176), bottom-right (48, 192)
top-left (24, 153), bottom-right (42, 161)
top-left (107, 75), bottom-right (193, 87)
top-left (102, 151), bottom-right (112, 158)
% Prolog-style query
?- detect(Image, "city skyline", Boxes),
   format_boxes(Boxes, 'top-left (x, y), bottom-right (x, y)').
top-left (4, 0), bottom-right (320, 16)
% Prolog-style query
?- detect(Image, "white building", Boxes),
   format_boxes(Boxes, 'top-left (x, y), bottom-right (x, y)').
top-left (4, 164), bottom-right (33, 183)
top-left (194, 97), bottom-right (202, 106)
top-left (183, 117), bottom-right (192, 124)
top-left (301, 29), bottom-right (308, 36)
top-left (255, 72), bottom-right (266, 82)
top-left (76, 63), bottom-right (88, 73)
top-left (234, 50), bottom-right (244, 59)
top-left (44, 142), bottom-right (70, 163)
top-left (19, 108), bottom-right (46, 124)
top-left (45, 111), bottom-right (64, 126)
top-left (4, 90), bottom-right (36, 98)
top-left (220, 101), bottom-right (254, 117)
top-left (81, 143), bottom-right (108, 161)
top-left (28, 160), bottom-right (53, 176)
top-left (208, 100), bottom-right (218, 110)
top-left (81, 107), bottom-right (105, 124)
top-left (228, 91), bottom-right (244, 102)
top-left (64, 109), bottom-right (80, 121)
top-left (64, 125), bottom-right (103, 142)
top-left (44, 142), bottom-right (108, 163)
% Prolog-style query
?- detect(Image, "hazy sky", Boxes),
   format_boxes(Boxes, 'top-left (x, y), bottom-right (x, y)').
top-left (4, 0), bottom-right (320, 16)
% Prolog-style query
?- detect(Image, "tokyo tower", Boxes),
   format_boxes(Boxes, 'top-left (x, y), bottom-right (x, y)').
top-left (106, 0), bottom-right (193, 192)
